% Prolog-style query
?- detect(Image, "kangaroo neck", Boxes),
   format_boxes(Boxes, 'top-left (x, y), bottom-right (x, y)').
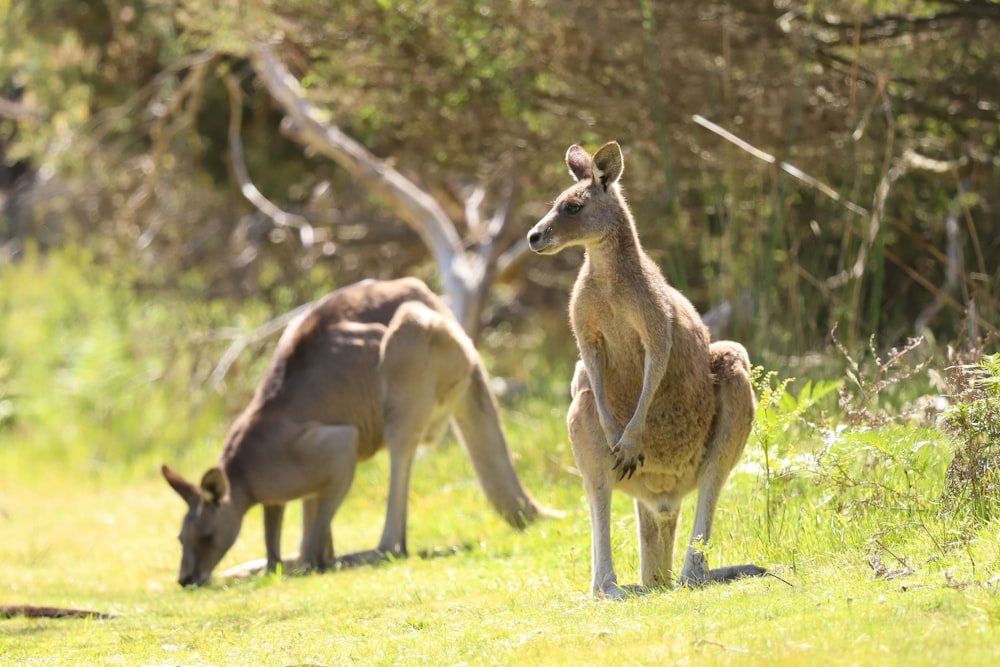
top-left (584, 214), bottom-right (644, 277)
top-left (216, 412), bottom-right (266, 512)
top-left (218, 455), bottom-right (255, 515)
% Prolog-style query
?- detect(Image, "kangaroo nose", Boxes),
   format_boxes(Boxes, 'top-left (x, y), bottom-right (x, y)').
top-left (527, 230), bottom-right (542, 249)
top-left (179, 572), bottom-right (207, 587)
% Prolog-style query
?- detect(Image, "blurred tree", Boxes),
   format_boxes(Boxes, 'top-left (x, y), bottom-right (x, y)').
top-left (1, 0), bottom-right (997, 354)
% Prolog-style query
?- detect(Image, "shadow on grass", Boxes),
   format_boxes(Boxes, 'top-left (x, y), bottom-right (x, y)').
top-left (216, 542), bottom-right (476, 582)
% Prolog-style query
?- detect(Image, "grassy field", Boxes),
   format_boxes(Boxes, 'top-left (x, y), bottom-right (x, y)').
top-left (1, 253), bottom-right (999, 665)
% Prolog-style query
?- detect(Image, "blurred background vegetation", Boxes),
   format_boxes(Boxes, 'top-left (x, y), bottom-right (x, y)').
top-left (0, 1), bottom-right (997, 468)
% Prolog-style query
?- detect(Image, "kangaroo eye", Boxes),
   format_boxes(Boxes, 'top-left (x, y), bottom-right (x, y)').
top-left (564, 201), bottom-right (582, 215)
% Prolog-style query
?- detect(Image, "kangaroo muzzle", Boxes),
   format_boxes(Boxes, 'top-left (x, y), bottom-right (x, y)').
top-left (526, 221), bottom-right (555, 254)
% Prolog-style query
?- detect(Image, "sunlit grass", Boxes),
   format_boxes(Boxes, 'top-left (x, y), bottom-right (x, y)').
top-left (2, 252), bottom-right (999, 665)
top-left (3, 444), bottom-right (999, 666)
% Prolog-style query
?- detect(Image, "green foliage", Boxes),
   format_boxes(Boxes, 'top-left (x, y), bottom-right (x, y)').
top-left (0, 248), bottom-right (276, 473)
top-left (941, 353), bottom-right (1000, 522)
top-left (741, 361), bottom-right (975, 578)
top-left (1, 257), bottom-right (999, 664)
top-left (3, 0), bottom-right (997, 357)
top-left (0, 358), bottom-right (13, 429)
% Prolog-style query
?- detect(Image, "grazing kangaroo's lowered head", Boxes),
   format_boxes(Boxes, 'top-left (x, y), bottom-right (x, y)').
top-left (527, 141), bottom-right (629, 255)
top-left (161, 464), bottom-right (243, 587)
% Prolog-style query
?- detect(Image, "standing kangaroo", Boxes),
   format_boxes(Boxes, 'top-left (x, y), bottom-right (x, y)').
top-left (527, 141), bottom-right (764, 598)
top-left (162, 277), bottom-right (545, 586)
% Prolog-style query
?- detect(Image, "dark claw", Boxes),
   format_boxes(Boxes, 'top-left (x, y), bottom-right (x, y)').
top-left (611, 444), bottom-right (645, 480)
top-left (611, 452), bottom-right (645, 481)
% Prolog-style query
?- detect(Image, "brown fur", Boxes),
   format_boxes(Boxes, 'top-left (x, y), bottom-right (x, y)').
top-left (162, 278), bottom-right (545, 586)
top-left (528, 142), bottom-right (763, 598)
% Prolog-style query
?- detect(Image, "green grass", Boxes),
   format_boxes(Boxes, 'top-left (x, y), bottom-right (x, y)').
top-left (1, 252), bottom-right (999, 665)
top-left (3, 429), bottom-right (999, 666)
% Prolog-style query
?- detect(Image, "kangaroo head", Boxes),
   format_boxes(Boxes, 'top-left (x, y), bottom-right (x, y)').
top-left (161, 464), bottom-right (243, 587)
top-left (527, 141), bottom-right (625, 255)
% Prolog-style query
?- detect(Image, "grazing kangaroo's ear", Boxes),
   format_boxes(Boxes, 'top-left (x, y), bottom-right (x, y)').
top-left (199, 467), bottom-right (230, 506)
top-left (162, 464), bottom-right (201, 507)
top-left (565, 144), bottom-right (592, 182)
top-left (591, 141), bottom-right (624, 190)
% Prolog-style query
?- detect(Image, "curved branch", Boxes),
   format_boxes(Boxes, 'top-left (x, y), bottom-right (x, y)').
top-left (786, 2), bottom-right (1000, 46)
top-left (250, 44), bottom-right (471, 310)
top-left (221, 68), bottom-right (315, 248)
top-left (209, 300), bottom-right (317, 389)
top-left (0, 97), bottom-right (39, 120)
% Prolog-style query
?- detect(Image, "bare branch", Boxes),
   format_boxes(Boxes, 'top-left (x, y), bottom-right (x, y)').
top-left (464, 184), bottom-right (486, 236)
top-left (691, 114), bottom-right (869, 218)
top-left (85, 50), bottom-right (217, 143)
top-left (251, 44), bottom-right (473, 320)
top-left (885, 248), bottom-right (997, 336)
top-left (248, 43), bottom-right (528, 337)
top-left (849, 146), bottom-right (968, 286)
top-left (134, 56), bottom-right (214, 250)
top-left (221, 68), bottom-right (315, 248)
top-left (789, 3), bottom-right (1000, 46)
top-left (480, 183), bottom-right (520, 268)
top-left (496, 237), bottom-right (531, 282)
top-left (0, 97), bottom-right (39, 120)
top-left (209, 300), bottom-right (317, 389)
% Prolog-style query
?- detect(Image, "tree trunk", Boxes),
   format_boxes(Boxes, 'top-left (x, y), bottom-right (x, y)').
top-left (250, 44), bottom-right (527, 338)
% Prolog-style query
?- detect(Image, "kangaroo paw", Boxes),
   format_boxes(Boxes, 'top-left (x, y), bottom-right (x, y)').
top-left (610, 438), bottom-right (646, 481)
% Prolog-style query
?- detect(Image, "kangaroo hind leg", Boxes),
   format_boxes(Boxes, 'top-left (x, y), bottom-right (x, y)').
top-left (295, 424), bottom-right (360, 571)
top-left (569, 361), bottom-right (626, 599)
top-left (678, 341), bottom-right (765, 587)
top-left (370, 303), bottom-right (458, 562)
top-left (262, 504), bottom-right (286, 572)
top-left (635, 498), bottom-right (681, 591)
top-left (333, 379), bottom-right (440, 570)
top-left (375, 388), bottom-right (438, 559)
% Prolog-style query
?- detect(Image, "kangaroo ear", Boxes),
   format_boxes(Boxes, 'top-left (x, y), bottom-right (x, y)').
top-left (591, 141), bottom-right (624, 190)
top-left (162, 464), bottom-right (201, 507)
top-left (565, 144), bottom-right (592, 182)
top-left (199, 467), bottom-right (230, 506)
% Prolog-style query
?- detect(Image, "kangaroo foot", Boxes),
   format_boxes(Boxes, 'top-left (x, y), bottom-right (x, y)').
top-left (597, 582), bottom-right (627, 600)
top-left (594, 581), bottom-right (649, 600)
top-left (332, 548), bottom-right (401, 570)
top-left (678, 550), bottom-right (712, 588)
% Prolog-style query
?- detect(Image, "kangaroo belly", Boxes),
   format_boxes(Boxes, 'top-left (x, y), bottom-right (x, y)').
top-left (600, 335), bottom-right (716, 486)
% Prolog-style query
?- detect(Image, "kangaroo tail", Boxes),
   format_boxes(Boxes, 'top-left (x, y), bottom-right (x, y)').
top-left (450, 360), bottom-right (551, 529)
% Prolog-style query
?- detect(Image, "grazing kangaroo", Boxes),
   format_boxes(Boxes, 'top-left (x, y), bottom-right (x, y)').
top-left (527, 142), bottom-right (765, 598)
top-left (162, 277), bottom-right (545, 586)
